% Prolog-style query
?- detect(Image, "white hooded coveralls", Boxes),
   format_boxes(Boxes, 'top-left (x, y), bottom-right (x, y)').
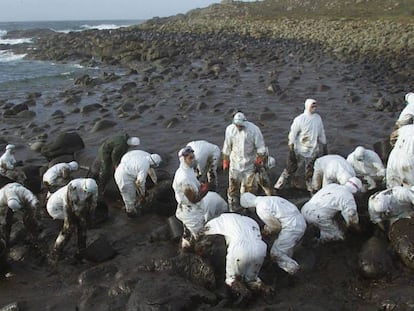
top-left (187, 140), bottom-right (221, 188)
top-left (396, 93), bottom-right (414, 128)
top-left (301, 183), bottom-right (359, 241)
top-left (312, 154), bottom-right (356, 191)
top-left (46, 178), bottom-right (98, 220)
top-left (0, 182), bottom-right (39, 226)
top-left (368, 186), bottom-right (414, 226)
top-left (0, 149), bottom-right (16, 176)
top-left (203, 213), bottom-right (267, 287)
top-left (346, 147), bottom-right (385, 190)
top-left (249, 195), bottom-right (306, 274)
top-left (43, 162), bottom-right (77, 191)
top-left (0, 183), bottom-right (39, 244)
top-left (222, 121), bottom-right (266, 208)
top-left (288, 100), bottom-right (326, 159)
top-left (173, 158), bottom-right (226, 241)
top-left (114, 150), bottom-right (155, 214)
top-left (386, 124), bottom-right (414, 188)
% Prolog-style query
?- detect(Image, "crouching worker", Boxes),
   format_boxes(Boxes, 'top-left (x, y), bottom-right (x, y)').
top-left (114, 150), bottom-right (162, 218)
top-left (199, 213), bottom-right (270, 302)
top-left (173, 146), bottom-right (227, 251)
top-left (301, 177), bottom-right (362, 242)
top-left (43, 161), bottom-right (79, 194)
top-left (240, 192), bottom-right (306, 274)
top-left (46, 178), bottom-right (97, 261)
top-left (0, 183), bottom-right (41, 248)
top-left (368, 186), bottom-right (414, 231)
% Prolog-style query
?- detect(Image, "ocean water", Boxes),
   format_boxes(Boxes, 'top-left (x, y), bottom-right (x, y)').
top-left (0, 20), bottom-right (144, 95)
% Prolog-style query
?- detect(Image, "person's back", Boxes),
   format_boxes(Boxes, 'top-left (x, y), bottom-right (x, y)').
top-left (255, 196), bottom-right (302, 228)
top-left (387, 124), bottom-right (414, 188)
top-left (313, 154), bottom-right (355, 189)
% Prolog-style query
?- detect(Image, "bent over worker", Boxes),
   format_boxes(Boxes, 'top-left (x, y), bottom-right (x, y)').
top-left (240, 192), bottom-right (306, 274)
top-left (114, 150), bottom-right (161, 218)
top-left (187, 140), bottom-right (221, 190)
top-left (368, 186), bottom-right (414, 231)
top-left (301, 178), bottom-right (362, 242)
top-left (0, 182), bottom-right (40, 248)
top-left (222, 112), bottom-right (266, 212)
top-left (48, 178), bottom-right (98, 260)
top-left (43, 161), bottom-right (79, 193)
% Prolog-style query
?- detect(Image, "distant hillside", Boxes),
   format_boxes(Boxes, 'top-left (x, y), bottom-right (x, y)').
top-left (213, 0), bottom-right (414, 20)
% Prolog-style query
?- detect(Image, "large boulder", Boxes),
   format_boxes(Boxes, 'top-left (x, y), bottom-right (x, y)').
top-left (40, 132), bottom-right (85, 161)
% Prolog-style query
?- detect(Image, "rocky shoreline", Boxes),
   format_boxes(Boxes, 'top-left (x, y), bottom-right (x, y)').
top-left (0, 3), bottom-right (414, 310)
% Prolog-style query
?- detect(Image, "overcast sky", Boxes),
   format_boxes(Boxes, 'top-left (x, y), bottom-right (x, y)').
top-left (0, 0), bottom-right (221, 22)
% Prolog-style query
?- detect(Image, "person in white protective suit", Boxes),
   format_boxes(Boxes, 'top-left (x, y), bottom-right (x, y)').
top-left (47, 178), bottom-right (98, 259)
top-left (275, 99), bottom-right (327, 191)
top-left (311, 154), bottom-right (360, 193)
top-left (0, 183), bottom-right (40, 247)
top-left (173, 146), bottom-right (227, 251)
top-left (43, 161), bottom-right (79, 193)
top-left (368, 186), bottom-right (414, 231)
top-left (240, 192), bottom-right (306, 274)
top-left (0, 145), bottom-right (17, 178)
top-left (114, 150), bottom-right (162, 218)
top-left (301, 177), bottom-right (362, 242)
top-left (386, 124), bottom-right (414, 188)
top-left (390, 92), bottom-right (414, 145)
top-left (222, 112), bottom-right (267, 211)
top-left (200, 213), bottom-right (268, 296)
top-left (186, 140), bottom-right (221, 190)
top-left (346, 146), bottom-right (385, 191)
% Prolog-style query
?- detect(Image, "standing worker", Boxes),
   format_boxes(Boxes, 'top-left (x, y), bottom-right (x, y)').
top-left (222, 112), bottom-right (266, 212)
top-left (93, 134), bottom-right (140, 197)
top-left (114, 150), bottom-right (161, 218)
top-left (186, 140), bottom-right (221, 190)
top-left (275, 98), bottom-right (327, 191)
top-left (240, 192), bottom-right (306, 274)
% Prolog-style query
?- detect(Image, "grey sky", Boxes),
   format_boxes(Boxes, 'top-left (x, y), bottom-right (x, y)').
top-left (0, 0), bottom-right (221, 22)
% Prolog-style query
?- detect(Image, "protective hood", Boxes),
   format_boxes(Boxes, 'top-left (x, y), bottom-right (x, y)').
top-left (5, 144), bottom-right (15, 151)
top-left (344, 176), bottom-right (362, 193)
top-left (354, 146), bottom-right (365, 161)
top-left (149, 154), bottom-right (162, 167)
top-left (405, 92), bottom-right (414, 105)
top-left (233, 112), bottom-right (247, 126)
top-left (304, 99), bottom-right (317, 114)
top-left (240, 192), bottom-right (257, 208)
top-left (127, 137), bottom-right (140, 146)
top-left (68, 161), bottom-right (79, 171)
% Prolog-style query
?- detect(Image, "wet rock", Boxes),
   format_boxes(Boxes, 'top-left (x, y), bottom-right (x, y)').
top-left (389, 218), bottom-right (414, 270)
top-left (81, 234), bottom-right (117, 263)
top-left (357, 236), bottom-right (393, 279)
top-left (78, 263), bottom-right (118, 287)
top-left (120, 82), bottom-right (137, 93)
top-left (81, 103), bottom-right (102, 113)
top-left (90, 119), bottom-right (117, 132)
top-left (16, 110), bottom-right (36, 118)
top-left (0, 302), bottom-right (20, 311)
top-left (75, 74), bottom-right (100, 87)
top-left (22, 165), bottom-right (43, 194)
top-left (40, 131), bottom-right (85, 161)
top-left (126, 272), bottom-right (216, 311)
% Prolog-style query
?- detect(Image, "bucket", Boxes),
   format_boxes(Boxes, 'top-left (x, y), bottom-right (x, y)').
top-left (167, 216), bottom-right (183, 241)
